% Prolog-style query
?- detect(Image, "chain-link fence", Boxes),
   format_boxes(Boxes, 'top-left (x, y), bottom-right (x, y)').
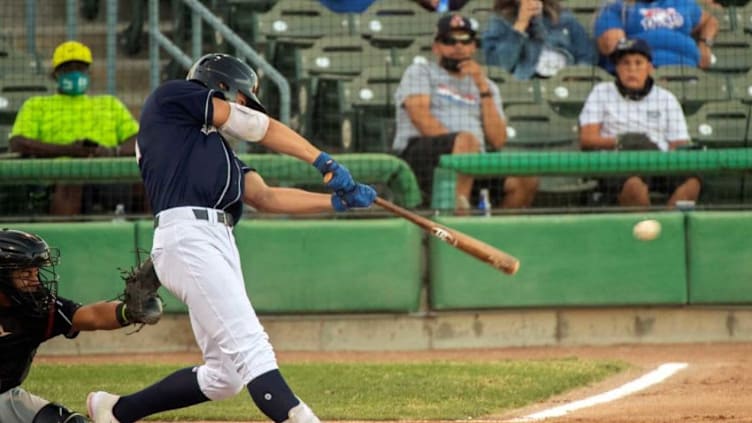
top-left (1, 0), bottom-right (752, 220)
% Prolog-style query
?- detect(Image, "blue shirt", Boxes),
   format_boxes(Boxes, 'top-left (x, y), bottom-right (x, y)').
top-left (137, 80), bottom-right (250, 223)
top-left (318, 0), bottom-right (376, 13)
top-left (594, 0), bottom-right (702, 72)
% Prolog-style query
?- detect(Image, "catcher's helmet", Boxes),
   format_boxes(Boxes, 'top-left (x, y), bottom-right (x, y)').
top-left (0, 229), bottom-right (59, 317)
top-left (186, 53), bottom-right (267, 113)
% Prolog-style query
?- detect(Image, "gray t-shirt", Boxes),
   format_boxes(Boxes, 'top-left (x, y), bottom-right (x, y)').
top-left (392, 60), bottom-right (504, 154)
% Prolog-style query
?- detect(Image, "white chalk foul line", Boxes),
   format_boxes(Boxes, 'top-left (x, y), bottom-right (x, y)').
top-left (505, 362), bottom-right (688, 422)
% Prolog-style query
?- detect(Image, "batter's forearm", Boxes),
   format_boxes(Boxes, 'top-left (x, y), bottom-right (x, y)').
top-left (259, 120), bottom-right (321, 163)
top-left (249, 187), bottom-right (333, 214)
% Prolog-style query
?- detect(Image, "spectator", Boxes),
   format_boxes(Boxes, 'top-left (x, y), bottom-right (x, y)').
top-left (9, 40), bottom-right (139, 216)
top-left (412, 0), bottom-right (470, 12)
top-left (579, 38), bottom-right (701, 207)
top-left (482, 0), bottom-right (596, 80)
top-left (0, 228), bottom-right (159, 423)
top-left (319, 0), bottom-right (377, 13)
top-left (594, 0), bottom-right (719, 73)
top-left (392, 13), bottom-right (538, 210)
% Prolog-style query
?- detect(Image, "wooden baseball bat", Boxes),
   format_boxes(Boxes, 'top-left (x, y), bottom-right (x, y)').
top-left (324, 172), bottom-right (520, 274)
top-left (374, 197), bottom-right (520, 275)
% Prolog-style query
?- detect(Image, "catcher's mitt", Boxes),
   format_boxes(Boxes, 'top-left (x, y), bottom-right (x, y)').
top-left (120, 257), bottom-right (163, 327)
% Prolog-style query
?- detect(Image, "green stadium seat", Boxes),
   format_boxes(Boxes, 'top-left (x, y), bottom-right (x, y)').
top-left (302, 37), bottom-right (394, 150)
top-left (0, 43), bottom-right (41, 75)
top-left (503, 103), bottom-right (578, 149)
top-left (255, 0), bottom-right (354, 123)
top-left (348, 65), bottom-right (407, 153)
top-left (707, 32), bottom-right (752, 74)
top-left (486, 66), bottom-right (541, 107)
top-left (729, 67), bottom-right (752, 103)
top-left (540, 65), bottom-right (611, 118)
top-left (561, 0), bottom-right (598, 35)
top-left (360, 0), bottom-right (440, 48)
top-left (504, 100), bottom-right (597, 206)
top-left (223, 0), bottom-right (281, 48)
top-left (686, 100), bottom-right (750, 148)
top-left (653, 66), bottom-right (730, 115)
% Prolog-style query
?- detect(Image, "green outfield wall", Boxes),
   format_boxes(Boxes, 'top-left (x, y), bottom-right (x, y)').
top-left (9, 211), bottom-right (752, 313)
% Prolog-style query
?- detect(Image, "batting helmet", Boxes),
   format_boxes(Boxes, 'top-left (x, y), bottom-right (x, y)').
top-left (186, 53), bottom-right (267, 113)
top-left (0, 229), bottom-right (59, 317)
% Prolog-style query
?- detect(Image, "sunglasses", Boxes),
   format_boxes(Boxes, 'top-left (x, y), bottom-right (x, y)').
top-left (440, 37), bottom-right (475, 46)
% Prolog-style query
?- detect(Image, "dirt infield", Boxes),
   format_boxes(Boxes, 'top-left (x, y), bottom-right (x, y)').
top-left (39, 342), bottom-right (752, 422)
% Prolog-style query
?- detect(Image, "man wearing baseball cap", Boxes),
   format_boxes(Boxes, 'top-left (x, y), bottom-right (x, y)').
top-left (9, 40), bottom-right (140, 215)
top-left (579, 38), bottom-right (701, 207)
top-left (392, 13), bottom-right (538, 211)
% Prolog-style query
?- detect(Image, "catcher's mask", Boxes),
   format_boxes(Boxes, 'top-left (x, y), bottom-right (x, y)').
top-left (186, 53), bottom-right (267, 114)
top-left (0, 229), bottom-right (59, 317)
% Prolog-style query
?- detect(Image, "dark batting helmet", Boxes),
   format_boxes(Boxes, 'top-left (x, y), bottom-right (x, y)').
top-left (186, 53), bottom-right (267, 113)
top-left (0, 229), bottom-right (59, 317)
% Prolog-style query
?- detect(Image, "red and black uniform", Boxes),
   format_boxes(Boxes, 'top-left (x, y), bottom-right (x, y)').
top-left (0, 297), bottom-right (80, 394)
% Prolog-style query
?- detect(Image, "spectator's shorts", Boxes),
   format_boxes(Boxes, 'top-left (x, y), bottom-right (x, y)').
top-left (399, 133), bottom-right (458, 207)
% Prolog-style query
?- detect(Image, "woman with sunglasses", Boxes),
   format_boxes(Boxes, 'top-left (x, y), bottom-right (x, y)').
top-left (482, 0), bottom-right (595, 80)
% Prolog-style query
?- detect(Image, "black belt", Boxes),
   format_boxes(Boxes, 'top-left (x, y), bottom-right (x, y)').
top-left (154, 209), bottom-right (233, 229)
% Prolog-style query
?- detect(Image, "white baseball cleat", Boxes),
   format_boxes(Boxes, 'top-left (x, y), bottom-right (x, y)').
top-left (285, 401), bottom-right (321, 423)
top-left (87, 391), bottom-right (121, 423)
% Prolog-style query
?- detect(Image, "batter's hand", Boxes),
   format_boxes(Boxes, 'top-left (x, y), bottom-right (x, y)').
top-left (313, 152), bottom-right (355, 192)
top-left (331, 183), bottom-right (377, 211)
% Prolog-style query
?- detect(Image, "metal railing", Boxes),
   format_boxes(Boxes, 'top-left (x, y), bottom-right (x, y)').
top-left (147, 0), bottom-right (291, 124)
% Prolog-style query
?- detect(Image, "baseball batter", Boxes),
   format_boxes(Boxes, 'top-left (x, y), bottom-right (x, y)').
top-left (0, 229), bottom-right (158, 423)
top-left (87, 53), bottom-right (376, 423)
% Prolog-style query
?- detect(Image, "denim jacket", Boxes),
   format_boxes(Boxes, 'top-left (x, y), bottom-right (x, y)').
top-left (482, 11), bottom-right (596, 80)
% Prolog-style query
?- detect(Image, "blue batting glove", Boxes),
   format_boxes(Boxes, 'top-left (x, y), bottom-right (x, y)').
top-left (331, 183), bottom-right (377, 212)
top-left (313, 152), bottom-right (355, 192)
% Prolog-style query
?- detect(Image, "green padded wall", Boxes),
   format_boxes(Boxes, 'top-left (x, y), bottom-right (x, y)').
top-left (235, 219), bottom-right (422, 313)
top-left (7, 222), bottom-right (138, 303)
top-left (430, 213), bottom-right (688, 309)
top-left (137, 218), bottom-right (423, 313)
top-left (687, 211), bottom-right (752, 303)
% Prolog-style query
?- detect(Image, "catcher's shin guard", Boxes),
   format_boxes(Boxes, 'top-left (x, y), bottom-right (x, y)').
top-left (32, 402), bottom-right (89, 423)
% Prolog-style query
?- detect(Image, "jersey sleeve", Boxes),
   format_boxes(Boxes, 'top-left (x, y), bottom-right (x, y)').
top-left (155, 80), bottom-right (225, 129)
top-left (395, 63), bottom-right (432, 106)
top-left (47, 297), bottom-right (82, 340)
top-left (664, 92), bottom-right (690, 143)
top-left (109, 97), bottom-right (140, 142)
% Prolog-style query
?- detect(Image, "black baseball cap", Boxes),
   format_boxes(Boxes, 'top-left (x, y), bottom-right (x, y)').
top-left (610, 38), bottom-right (653, 63)
top-left (435, 13), bottom-right (477, 41)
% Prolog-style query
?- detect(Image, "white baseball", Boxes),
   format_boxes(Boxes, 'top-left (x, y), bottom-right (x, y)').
top-left (633, 219), bottom-right (661, 241)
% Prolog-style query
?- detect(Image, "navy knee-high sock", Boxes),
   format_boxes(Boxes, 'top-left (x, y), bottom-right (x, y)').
top-left (113, 367), bottom-right (209, 423)
top-left (247, 369), bottom-right (300, 422)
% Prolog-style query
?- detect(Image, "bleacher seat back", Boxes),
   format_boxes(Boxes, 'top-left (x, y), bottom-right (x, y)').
top-left (686, 100), bottom-right (750, 148)
top-left (256, 0), bottom-right (350, 41)
top-left (503, 103), bottom-right (578, 149)
top-left (349, 65), bottom-right (406, 153)
top-left (485, 66), bottom-right (540, 107)
top-left (654, 66), bottom-right (730, 115)
top-left (540, 65), bottom-right (610, 118)
top-left (301, 36), bottom-right (391, 78)
top-left (561, 0), bottom-right (598, 35)
top-left (361, 0), bottom-right (442, 48)
top-left (707, 32), bottom-right (752, 74)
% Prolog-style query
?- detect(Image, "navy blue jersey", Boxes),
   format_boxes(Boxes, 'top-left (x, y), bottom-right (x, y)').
top-left (137, 80), bottom-right (251, 223)
top-left (0, 297), bottom-right (80, 393)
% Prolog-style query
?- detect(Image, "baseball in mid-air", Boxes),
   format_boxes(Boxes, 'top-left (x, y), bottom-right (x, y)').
top-left (633, 219), bottom-right (661, 241)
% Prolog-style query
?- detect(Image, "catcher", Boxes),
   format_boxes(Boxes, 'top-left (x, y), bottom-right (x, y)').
top-left (0, 229), bottom-right (162, 423)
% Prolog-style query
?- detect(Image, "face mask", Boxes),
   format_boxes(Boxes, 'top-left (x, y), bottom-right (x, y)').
top-left (57, 71), bottom-right (89, 96)
top-left (439, 57), bottom-right (464, 73)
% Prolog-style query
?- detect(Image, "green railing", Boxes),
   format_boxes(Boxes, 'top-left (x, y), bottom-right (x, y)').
top-left (0, 154), bottom-right (422, 208)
